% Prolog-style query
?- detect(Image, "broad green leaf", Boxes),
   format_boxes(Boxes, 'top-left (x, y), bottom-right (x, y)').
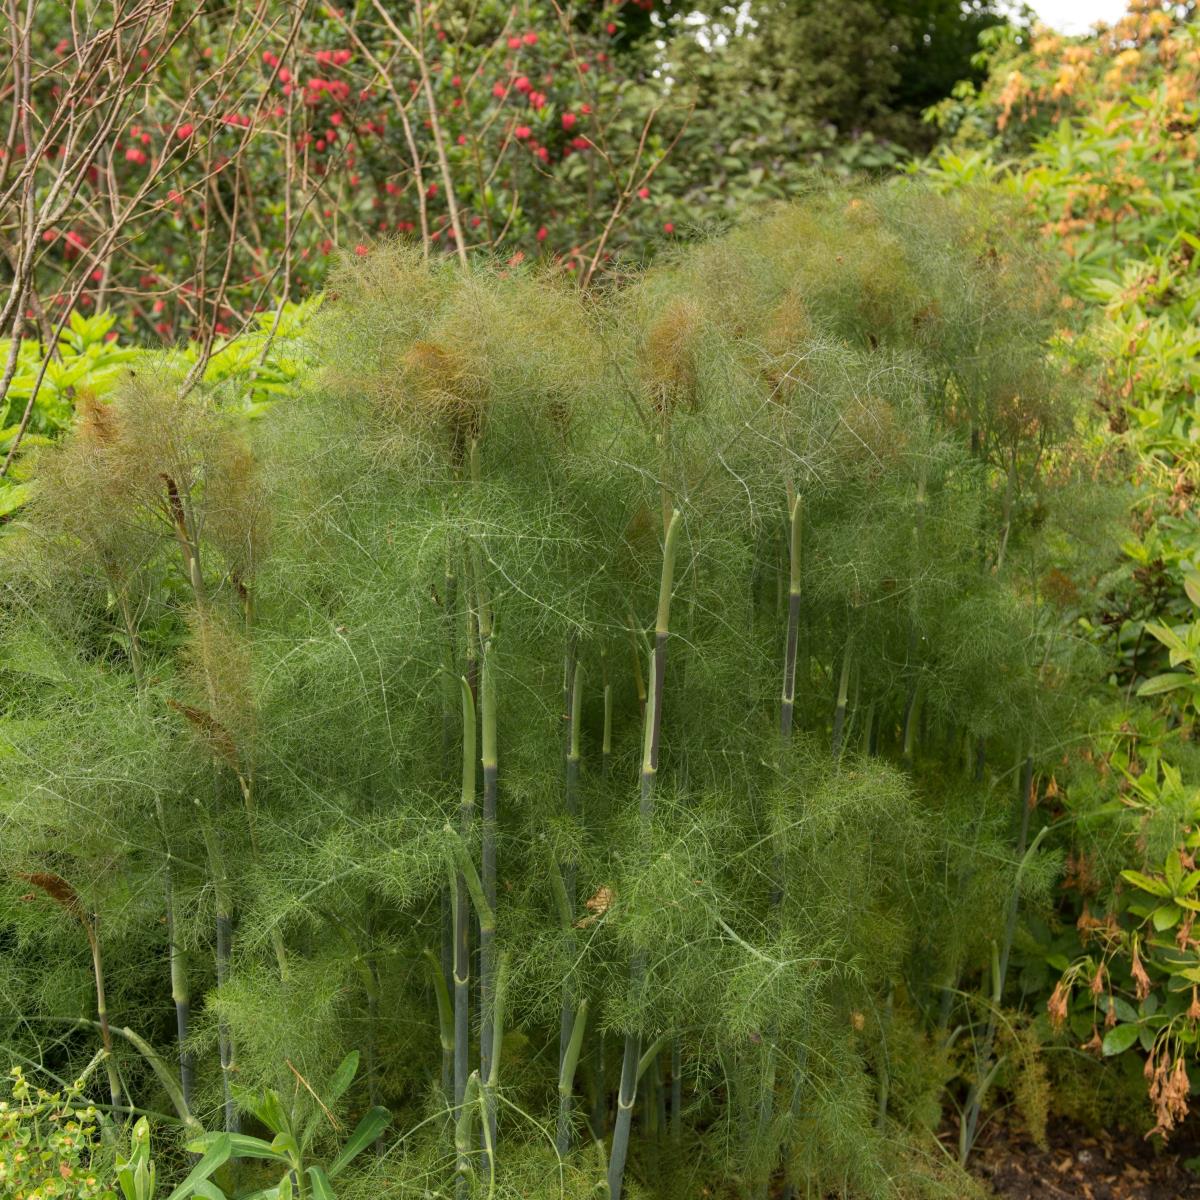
top-left (1185, 572), bottom-right (1200, 608)
top-left (187, 1133), bottom-right (288, 1163)
top-left (307, 1166), bottom-right (336, 1200)
top-left (1107, 995), bottom-right (1139, 1024)
top-left (324, 1051), bottom-right (359, 1106)
top-left (1121, 869), bottom-right (1171, 897)
top-left (0, 482), bottom-right (33, 518)
top-left (326, 1107), bottom-right (390, 1178)
top-left (1138, 673), bottom-right (1192, 697)
top-left (271, 1131), bottom-right (301, 1160)
top-left (1167, 850), bottom-right (1184, 893)
top-left (1153, 903), bottom-right (1181, 931)
top-left (1102, 1024), bottom-right (1140, 1056)
top-left (165, 1134), bottom-right (231, 1200)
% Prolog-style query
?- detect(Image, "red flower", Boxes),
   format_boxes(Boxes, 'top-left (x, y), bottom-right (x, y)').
top-left (536, 145), bottom-right (549, 162)
top-left (457, 134), bottom-right (467, 145)
top-left (515, 75), bottom-right (532, 94)
top-left (637, 186), bottom-right (650, 199)
top-left (515, 125), bottom-right (532, 139)
top-left (333, 49), bottom-right (352, 66)
top-left (536, 225), bottom-right (548, 241)
top-left (606, 21), bottom-right (617, 33)
top-left (354, 244), bottom-right (368, 256)
top-left (125, 147), bottom-right (147, 164)
top-left (571, 136), bottom-right (588, 150)
top-left (427, 182), bottom-right (439, 198)
top-left (663, 222), bottom-right (674, 233)
top-left (176, 123), bottom-right (195, 140)
top-left (529, 91), bottom-right (546, 109)
top-left (331, 111), bottom-right (343, 126)
top-left (507, 35), bottom-right (522, 49)
top-left (492, 81), bottom-right (507, 99)
top-left (262, 50), bottom-right (278, 66)
top-left (562, 112), bottom-right (577, 131)
top-left (523, 31), bottom-right (538, 45)
top-left (452, 75), bottom-right (462, 87)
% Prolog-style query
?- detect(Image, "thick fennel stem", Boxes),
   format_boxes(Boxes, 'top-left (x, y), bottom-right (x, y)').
top-left (558, 658), bottom-right (585, 1153)
top-left (960, 754), bottom-right (1035, 1164)
top-left (80, 916), bottom-right (122, 1114)
top-left (761, 492), bottom-right (802, 1200)
top-left (440, 561), bottom-right (458, 1100)
top-left (196, 800), bottom-right (238, 1134)
top-left (164, 871), bottom-right (193, 1111)
top-left (468, 440), bottom-right (500, 1168)
top-left (557, 998), bottom-right (590, 1157)
top-left (831, 634), bottom-right (853, 760)
top-left (609, 509), bottom-right (682, 1200)
top-left (477, 594), bottom-right (498, 1168)
top-left (425, 947), bottom-right (454, 1102)
top-left (453, 677), bottom-right (476, 1200)
top-left (780, 495), bottom-right (802, 741)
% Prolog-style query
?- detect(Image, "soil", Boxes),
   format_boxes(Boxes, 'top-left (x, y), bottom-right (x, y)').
top-left (971, 1116), bottom-right (1200, 1199)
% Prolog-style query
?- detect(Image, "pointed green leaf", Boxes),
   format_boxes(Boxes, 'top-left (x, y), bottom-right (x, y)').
top-left (1138, 673), bottom-right (1192, 697)
top-left (165, 1134), bottom-right (232, 1200)
top-left (307, 1166), bottom-right (336, 1200)
top-left (326, 1107), bottom-right (390, 1178)
top-left (1121, 869), bottom-right (1171, 897)
top-left (186, 1134), bottom-right (288, 1163)
top-left (324, 1052), bottom-right (359, 1106)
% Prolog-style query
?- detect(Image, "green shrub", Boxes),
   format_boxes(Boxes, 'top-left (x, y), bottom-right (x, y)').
top-left (0, 1067), bottom-right (118, 1200)
top-left (924, 3), bottom-right (1200, 1135)
top-left (0, 182), bottom-right (1091, 1197)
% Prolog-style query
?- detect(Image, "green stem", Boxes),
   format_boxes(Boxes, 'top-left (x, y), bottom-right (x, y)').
top-left (780, 496), bottom-right (802, 741)
top-left (831, 633), bottom-right (853, 760)
top-left (960, 755), bottom-right (1038, 1164)
top-left (610, 510), bottom-right (682, 1200)
top-left (559, 657), bottom-right (585, 1153)
top-left (454, 676), bottom-right (477, 1193)
top-left (196, 800), bottom-right (238, 1135)
top-left (557, 999), bottom-right (590, 1157)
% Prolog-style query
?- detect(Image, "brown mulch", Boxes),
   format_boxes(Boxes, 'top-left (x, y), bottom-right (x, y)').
top-left (970, 1116), bottom-right (1200, 1199)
